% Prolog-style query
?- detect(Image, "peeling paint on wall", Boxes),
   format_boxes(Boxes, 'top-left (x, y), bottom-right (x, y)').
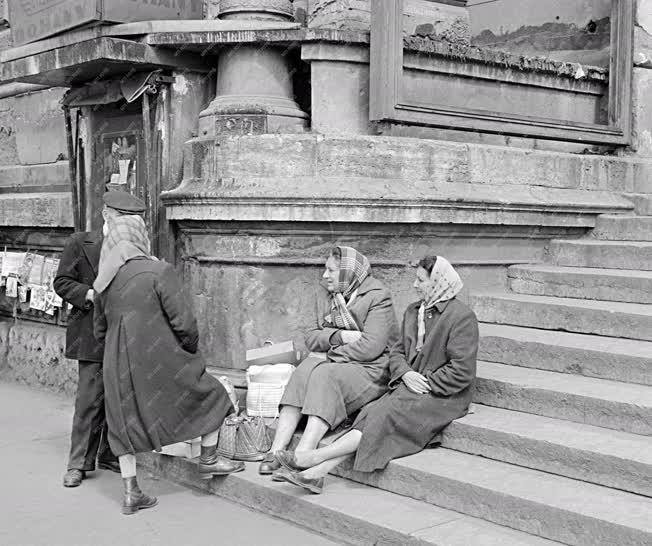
top-left (173, 74), bottom-right (190, 95)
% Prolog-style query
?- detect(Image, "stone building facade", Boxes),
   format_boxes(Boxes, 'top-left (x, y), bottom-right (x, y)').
top-left (0, 0), bottom-right (650, 395)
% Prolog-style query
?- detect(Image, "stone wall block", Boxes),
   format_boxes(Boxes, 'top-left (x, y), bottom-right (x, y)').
top-left (0, 320), bottom-right (76, 397)
top-left (14, 88), bottom-right (67, 165)
top-left (631, 68), bottom-right (652, 157)
top-left (0, 96), bottom-right (19, 167)
top-left (0, 193), bottom-right (74, 228)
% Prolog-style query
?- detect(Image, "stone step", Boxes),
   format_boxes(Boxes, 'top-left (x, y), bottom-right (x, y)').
top-left (442, 405), bottom-right (652, 496)
top-left (474, 361), bottom-right (652, 435)
top-left (623, 193), bottom-right (652, 216)
top-left (334, 449), bottom-right (652, 546)
top-left (549, 239), bottom-right (652, 270)
top-left (470, 292), bottom-right (652, 341)
top-left (478, 323), bottom-right (652, 386)
top-left (138, 452), bottom-right (559, 546)
top-left (507, 264), bottom-right (652, 304)
top-left (593, 215), bottom-right (652, 241)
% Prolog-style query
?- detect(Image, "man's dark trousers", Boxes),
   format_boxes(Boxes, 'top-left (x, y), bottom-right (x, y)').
top-left (54, 230), bottom-right (117, 471)
top-left (68, 361), bottom-right (113, 470)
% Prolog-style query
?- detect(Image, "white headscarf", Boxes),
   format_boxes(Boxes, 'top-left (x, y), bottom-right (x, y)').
top-left (416, 257), bottom-right (463, 352)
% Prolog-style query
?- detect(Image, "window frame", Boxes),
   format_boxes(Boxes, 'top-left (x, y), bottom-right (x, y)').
top-left (370, 0), bottom-right (634, 145)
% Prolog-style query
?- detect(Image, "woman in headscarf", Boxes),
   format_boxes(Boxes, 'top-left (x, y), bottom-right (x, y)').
top-left (258, 246), bottom-right (399, 476)
top-left (93, 198), bottom-right (244, 515)
top-left (272, 256), bottom-right (478, 494)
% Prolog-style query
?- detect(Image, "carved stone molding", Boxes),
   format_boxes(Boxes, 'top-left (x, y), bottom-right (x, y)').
top-left (217, 0), bottom-right (294, 21)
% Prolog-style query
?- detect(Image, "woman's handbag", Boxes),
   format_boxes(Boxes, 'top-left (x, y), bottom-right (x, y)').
top-left (215, 376), bottom-right (272, 461)
top-left (216, 411), bottom-right (272, 462)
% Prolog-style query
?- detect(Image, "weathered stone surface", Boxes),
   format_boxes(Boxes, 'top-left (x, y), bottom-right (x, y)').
top-left (0, 319), bottom-right (76, 397)
top-left (335, 449), bottom-right (652, 546)
top-left (0, 161), bottom-right (69, 189)
top-left (479, 323), bottom-right (652, 385)
top-left (309, 53), bottom-right (373, 135)
top-left (593, 214), bottom-right (652, 241)
top-left (550, 239), bottom-right (652, 270)
top-left (631, 68), bottom-right (652, 157)
top-left (180, 133), bottom-right (651, 193)
top-left (623, 193), bottom-right (652, 215)
top-left (507, 264), bottom-right (652, 303)
top-left (443, 405), bottom-right (652, 497)
top-left (138, 452), bottom-right (559, 546)
top-left (308, 0), bottom-right (470, 40)
top-left (475, 361), bottom-right (652, 435)
top-left (470, 292), bottom-right (652, 341)
top-left (0, 192), bottom-right (73, 227)
top-left (13, 88), bottom-right (67, 165)
top-left (0, 96), bottom-right (19, 167)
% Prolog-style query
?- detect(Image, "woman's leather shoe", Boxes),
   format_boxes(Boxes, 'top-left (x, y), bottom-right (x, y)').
top-left (275, 450), bottom-right (304, 472)
top-left (63, 469), bottom-right (86, 488)
top-left (199, 455), bottom-right (245, 479)
top-left (259, 452), bottom-right (281, 475)
top-left (122, 477), bottom-right (158, 515)
top-left (283, 471), bottom-right (324, 495)
top-left (271, 467), bottom-right (291, 482)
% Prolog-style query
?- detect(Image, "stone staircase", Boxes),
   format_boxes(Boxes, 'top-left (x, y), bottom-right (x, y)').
top-left (140, 206), bottom-right (652, 546)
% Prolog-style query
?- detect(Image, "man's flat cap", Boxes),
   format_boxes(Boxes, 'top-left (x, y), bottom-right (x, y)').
top-left (103, 191), bottom-right (146, 214)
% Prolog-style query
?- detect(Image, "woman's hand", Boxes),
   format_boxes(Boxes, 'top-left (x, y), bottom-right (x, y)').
top-left (341, 330), bottom-right (363, 344)
top-left (402, 371), bottom-right (431, 394)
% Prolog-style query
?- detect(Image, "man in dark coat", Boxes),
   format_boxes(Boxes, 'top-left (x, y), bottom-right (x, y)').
top-left (53, 193), bottom-right (147, 487)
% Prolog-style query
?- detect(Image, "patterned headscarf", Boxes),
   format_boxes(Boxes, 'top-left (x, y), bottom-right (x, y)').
top-left (93, 211), bottom-right (155, 294)
top-left (325, 246), bottom-right (371, 331)
top-left (416, 257), bottom-right (463, 352)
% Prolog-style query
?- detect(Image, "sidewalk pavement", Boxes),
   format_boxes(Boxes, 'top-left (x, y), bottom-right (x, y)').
top-left (0, 381), bottom-right (337, 546)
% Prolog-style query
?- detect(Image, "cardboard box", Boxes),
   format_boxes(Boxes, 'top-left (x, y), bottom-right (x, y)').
top-left (245, 340), bottom-right (300, 367)
top-left (10, 0), bottom-right (204, 46)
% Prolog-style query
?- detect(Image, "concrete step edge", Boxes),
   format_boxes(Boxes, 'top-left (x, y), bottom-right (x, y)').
top-left (137, 452), bottom-right (560, 546)
top-left (442, 405), bottom-right (652, 496)
top-left (478, 323), bottom-right (652, 386)
top-left (474, 361), bottom-right (652, 435)
top-left (334, 448), bottom-right (652, 546)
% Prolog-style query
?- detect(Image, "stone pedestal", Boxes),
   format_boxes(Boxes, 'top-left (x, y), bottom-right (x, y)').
top-left (198, 0), bottom-right (308, 136)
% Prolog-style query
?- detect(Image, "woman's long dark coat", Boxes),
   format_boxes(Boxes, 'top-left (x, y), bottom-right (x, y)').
top-left (94, 258), bottom-right (233, 456)
top-left (352, 297), bottom-right (479, 472)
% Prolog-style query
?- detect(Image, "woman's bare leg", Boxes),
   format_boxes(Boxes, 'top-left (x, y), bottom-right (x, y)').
top-left (295, 415), bottom-right (330, 451)
top-left (200, 429), bottom-right (219, 447)
top-left (118, 454), bottom-right (137, 478)
top-left (301, 455), bottom-right (353, 480)
top-left (293, 429), bottom-right (362, 469)
top-left (270, 406), bottom-right (302, 452)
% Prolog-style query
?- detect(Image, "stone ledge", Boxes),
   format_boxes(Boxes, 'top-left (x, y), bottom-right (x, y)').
top-left (0, 192), bottom-right (73, 227)
top-left (0, 162), bottom-right (70, 190)
top-left (182, 134), bottom-right (652, 193)
top-left (162, 176), bottom-right (631, 228)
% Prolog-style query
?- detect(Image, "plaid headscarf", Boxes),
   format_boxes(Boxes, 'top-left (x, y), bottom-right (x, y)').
top-left (416, 257), bottom-right (463, 352)
top-left (93, 212), bottom-right (155, 294)
top-left (326, 246), bottom-right (371, 331)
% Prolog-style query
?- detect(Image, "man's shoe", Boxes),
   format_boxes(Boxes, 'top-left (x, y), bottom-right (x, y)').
top-left (97, 459), bottom-right (121, 474)
top-left (122, 476), bottom-right (158, 515)
top-left (259, 452), bottom-right (281, 475)
top-left (283, 471), bottom-right (324, 495)
top-left (63, 469), bottom-right (86, 488)
top-left (198, 455), bottom-right (245, 479)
